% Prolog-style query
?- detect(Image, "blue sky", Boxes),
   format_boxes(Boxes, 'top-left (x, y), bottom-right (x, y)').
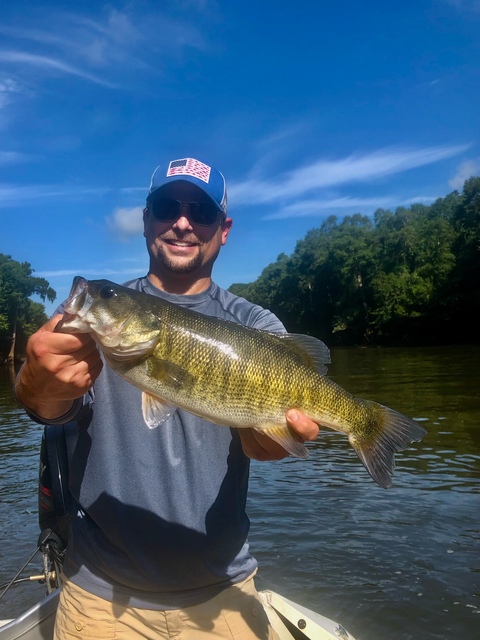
top-left (1, 0), bottom-right (479, 316)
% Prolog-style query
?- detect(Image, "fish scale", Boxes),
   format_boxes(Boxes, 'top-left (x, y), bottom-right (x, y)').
top-left (56, 276), bottom-right (427, 488)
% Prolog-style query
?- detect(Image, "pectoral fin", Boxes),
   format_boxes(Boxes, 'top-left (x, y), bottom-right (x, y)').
top-left (142, 392), bottom-right (177, 429)
top-left (146, 358), bottom-right (193, 389)
top-left (254, 425), bottom-right (309, 459)
top-left (140, 358), bottom-right (193, 428)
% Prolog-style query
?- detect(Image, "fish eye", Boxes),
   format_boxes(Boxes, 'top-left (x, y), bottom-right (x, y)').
top-left (100, 286), bottom-right (117, 299)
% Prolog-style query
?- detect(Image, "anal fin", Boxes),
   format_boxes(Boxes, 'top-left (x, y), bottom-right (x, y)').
top-left (255, 425), bottom-right (309, 459)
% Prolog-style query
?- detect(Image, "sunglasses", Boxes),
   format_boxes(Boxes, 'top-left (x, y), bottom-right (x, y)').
top-left (149, 198), bottom-right (222, 227)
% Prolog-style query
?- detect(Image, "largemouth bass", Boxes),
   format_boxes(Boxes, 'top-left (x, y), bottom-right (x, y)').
top-left (56, 277), bottom-right (426, 488)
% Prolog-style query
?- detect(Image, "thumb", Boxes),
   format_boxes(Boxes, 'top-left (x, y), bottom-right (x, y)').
top-left (40, 314), bottom-right (64, 333)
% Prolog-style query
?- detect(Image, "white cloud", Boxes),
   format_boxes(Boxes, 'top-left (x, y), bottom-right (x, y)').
top-left (106, 206), bottom-right (144, 237)
top-left (0, 77), bottom-right (24, 107)
top-left (229, 145), bottom-right (469, 208)
top-left (449, 159), bottom-right (480, 190)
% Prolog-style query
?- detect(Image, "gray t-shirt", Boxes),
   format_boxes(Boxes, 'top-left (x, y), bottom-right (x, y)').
top-left (51, 277), bottom-right (285, 609)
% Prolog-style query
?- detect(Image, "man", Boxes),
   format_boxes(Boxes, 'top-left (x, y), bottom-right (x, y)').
top-left (16, 157), bottom-right (319, 639)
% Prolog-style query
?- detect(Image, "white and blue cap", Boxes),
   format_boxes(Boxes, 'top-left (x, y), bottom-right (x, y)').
top-left (147, 157), bottom-right (227, 214)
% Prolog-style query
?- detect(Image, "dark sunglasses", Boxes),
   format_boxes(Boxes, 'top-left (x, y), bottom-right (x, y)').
top-left (149, 198), bottom-right (222, 227)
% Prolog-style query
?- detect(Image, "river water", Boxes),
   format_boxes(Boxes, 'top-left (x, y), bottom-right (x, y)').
top-left (0, 345), bottom-right (479, 639)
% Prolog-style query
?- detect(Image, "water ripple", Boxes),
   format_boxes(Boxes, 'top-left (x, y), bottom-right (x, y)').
top-left (1, 346), bottom-right (480, 639)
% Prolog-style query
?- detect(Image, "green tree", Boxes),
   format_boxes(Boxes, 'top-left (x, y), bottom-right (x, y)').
top-left (230, 178), bottom-right (480, 346)
top-left (319, 214), bottom-right (376, 342)
top-left (371, 204), bottom-right (457, 341)
top-left (0, 254), bottom-right (56, 363)
top-left (445, 176), bottom-right (480, 337)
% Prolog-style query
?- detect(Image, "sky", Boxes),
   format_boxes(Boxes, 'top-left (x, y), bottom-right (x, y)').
top-left (1, 0), bottom-right (479, 316)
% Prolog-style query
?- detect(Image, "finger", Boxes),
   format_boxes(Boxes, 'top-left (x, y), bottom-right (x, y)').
top-left (38, 314), bottom-right (92, 346)
top-left (47, 349), bottom-right (103, 399)
top-left (286, 410), bottom-right (320, 441)
top-left (39, 314), bottom-right (64, 332)
top-left (65, 355), bottom-right (104, 395)
top-left (82, 348), bottom-right (103, 379)
top-left (239, 429), bottom-right (289, 461)
top-left (34, 327), bottom-right (96, 358)
top-left (65, 338), bottom-right (99, 363)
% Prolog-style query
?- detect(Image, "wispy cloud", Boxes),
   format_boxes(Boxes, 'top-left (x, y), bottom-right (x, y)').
top-left (0, 51), bottom-right (118, 87)
top-left (263, 197), bottom-right (396, 220)
top-left (0, 7), bottom-right (209, 90)
top-left (0, 77), bottom-right (24, 108)
top-left (229, 145), bottom-right (469, 208)
top-left (36, 267), bottom-right (145, 279)
top-left (0, 150), bottom-right (32, 165)
top-left (263, 194), bottom-right (439, 220)
top-left (442, 0), bottom-right (480, 12)
top-left (449, 158), bottom-right (480, 190)
top-left (0, 184), bottom-right (111, 206)
top-left (0, 184), bottom-right (146, 206)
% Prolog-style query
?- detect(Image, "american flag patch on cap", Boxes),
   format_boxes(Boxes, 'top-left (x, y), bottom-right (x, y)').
top-left (166, 158), bottom-right (211, 183)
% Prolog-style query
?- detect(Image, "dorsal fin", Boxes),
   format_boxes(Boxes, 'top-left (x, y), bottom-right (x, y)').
top-left (275, 333), bottom-right (331, 375)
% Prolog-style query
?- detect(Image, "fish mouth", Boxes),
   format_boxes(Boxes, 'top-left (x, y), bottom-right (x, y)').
top-left (55, 276), bottom-right (94, 333)
top-left (55, 277), bottom-right (138, 346)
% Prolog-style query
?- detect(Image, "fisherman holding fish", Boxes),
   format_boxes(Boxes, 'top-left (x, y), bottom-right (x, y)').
top-left (15, 158), bottom-right (323, 639)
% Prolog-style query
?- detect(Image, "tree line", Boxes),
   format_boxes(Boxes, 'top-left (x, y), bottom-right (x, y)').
top-left (229, 176), bottom-right (480, 346)
top-left (0, 254), bottom-right (55, 363)
top-left (1, 176), bottom-right (478, 361)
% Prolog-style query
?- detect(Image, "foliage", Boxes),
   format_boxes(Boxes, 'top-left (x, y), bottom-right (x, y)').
top-left (229, 178), bottom-right (480, 345)
top-left (0, 254), bottom-right (56, 362)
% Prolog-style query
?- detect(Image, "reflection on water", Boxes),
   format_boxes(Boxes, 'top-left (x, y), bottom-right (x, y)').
top-left (0, 366), bottom-right (47, 611)
top-left (249, 345), bottom-right (480, 640)
top-left (1, 346), bottom-right (479, 639)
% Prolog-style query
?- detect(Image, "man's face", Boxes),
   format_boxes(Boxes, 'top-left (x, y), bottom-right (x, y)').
top-left (143, 182), bottom-right (232, 281)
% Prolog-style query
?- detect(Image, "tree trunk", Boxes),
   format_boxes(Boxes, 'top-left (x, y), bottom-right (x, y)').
top-left (6, 304), bottom-right (18, 364)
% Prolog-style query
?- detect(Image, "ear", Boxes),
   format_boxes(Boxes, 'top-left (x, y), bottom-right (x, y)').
top-left (220, 217), bottom-right (233, 246)
top-left (143, 207), bottom-right (149, 237)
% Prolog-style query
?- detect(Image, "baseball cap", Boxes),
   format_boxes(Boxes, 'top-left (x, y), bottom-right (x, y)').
top-left (146, 158), bottom-right (227, 214)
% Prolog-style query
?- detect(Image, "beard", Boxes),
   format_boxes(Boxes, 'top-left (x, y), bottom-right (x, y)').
top-left (154, 241), bottom-right (205, 274)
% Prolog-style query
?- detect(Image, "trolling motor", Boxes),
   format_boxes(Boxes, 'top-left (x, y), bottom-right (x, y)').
top-left (0, 423), bottom-right (77, 601)
top-left (37, 529), bottom-right (64, 593)
top-left (38, 423), bottom-right (78, 592)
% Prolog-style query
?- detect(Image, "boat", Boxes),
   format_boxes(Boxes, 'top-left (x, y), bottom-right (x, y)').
top-left (0, 531), bottom-right (356, 640)
top-left (0, 585), bottom-right (356, 640)
top-left (0, 525), bottom-right (358, 640)
top-left (0, 427), bottom-right (357, 639)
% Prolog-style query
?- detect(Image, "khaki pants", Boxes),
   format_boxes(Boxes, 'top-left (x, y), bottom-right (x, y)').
top-left (54, 572), bottom-right (279, 639)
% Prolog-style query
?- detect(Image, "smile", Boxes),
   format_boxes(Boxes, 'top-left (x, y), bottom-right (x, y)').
top-left (164, 238), bottom-right (199, 248)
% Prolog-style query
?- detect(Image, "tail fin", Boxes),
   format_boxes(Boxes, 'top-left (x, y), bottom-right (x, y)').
top-left (348, 403), bottom-right (426, 489)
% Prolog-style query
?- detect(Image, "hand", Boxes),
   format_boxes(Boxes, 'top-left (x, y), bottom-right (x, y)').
top-left (15, 315), bottom-right (103, 420)
top-left (239, 410), bottom-right (320, 461)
